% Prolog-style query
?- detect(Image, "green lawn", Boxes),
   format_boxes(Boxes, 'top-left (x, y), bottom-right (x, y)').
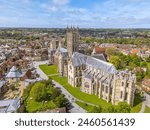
top-left (40, 64), bottom-right (142, 113)
top-left (144, 106), bottom-right (150, 113)
top-left (75, 101), bottom-right (94, 112)
top-left (39, 64), bottom-right (58, 75)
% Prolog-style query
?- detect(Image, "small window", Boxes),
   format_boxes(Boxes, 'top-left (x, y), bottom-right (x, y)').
top-left (122, 82), bottom-right (124, 86)
top-left (125, 92), bottom-right (128, 100)
top-left (106, 86), bottom-right (108, 93)
top-left (84, 82), bottom-right (89, 88)
top-left (120, 91), bottom-right (123, 99)
top-left (102, 85), bottom-right (104, 91)
top-left (127, 83), bottom-right (129, 88)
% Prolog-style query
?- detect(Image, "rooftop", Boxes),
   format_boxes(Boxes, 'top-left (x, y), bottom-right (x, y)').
top-left (72, 52), bottom-right (117, 74)
top-left (0, 97), bottom-right (20, 113)
top-left (6, 66), bottom-right (22, 78)
top-left (0, 80), bottom-right (6, 88)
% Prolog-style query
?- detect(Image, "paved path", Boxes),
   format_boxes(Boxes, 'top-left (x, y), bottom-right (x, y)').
top-left (47, 74), bottom-right (59, 76)
top-left (139, 101), bottom-right (146, 113)
top-left (33, 61), bottom-right (87, 113)
top-left (145, 93), bottom-right (150, 107)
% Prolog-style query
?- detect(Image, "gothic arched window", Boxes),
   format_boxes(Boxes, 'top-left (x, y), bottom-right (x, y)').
top-left (84, 82), bottom-right (89, 88)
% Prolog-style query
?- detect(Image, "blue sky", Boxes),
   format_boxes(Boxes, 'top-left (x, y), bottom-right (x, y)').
top-left (0, 0), bottom-right (150, 28)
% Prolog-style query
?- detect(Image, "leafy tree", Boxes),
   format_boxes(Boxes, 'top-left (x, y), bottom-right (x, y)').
top-left (106, 106), bottom-right (116, 113)
top-left (140, 61), bottom-right (147, 67)
top-left (50, 88), bottom-right (61, 100)
top-left (54, 94), bottom-right (68, 108)
top-left (136, 72), bottom-right (145, 82)
top-left (106, 48), bottom-right (118, 57)
top-left (32, 83), bottom-right (48, 102)
top-left (146, 56), bottom-right (150, 62)
top-left (109, 56), bottom-right (121, 69)
top-left (115, 102), bottom-right (131, 113)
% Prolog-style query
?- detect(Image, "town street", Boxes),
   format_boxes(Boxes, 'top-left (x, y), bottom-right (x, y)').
top-left (33, 61), bottom-right (86, 113)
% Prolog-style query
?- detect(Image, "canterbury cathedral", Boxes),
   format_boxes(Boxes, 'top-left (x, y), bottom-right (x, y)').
top-left (48, 27), bottom-right (136, 106)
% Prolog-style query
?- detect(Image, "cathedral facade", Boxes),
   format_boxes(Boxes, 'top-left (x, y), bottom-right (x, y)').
top-left (48, 27), bottom-right (136, 106)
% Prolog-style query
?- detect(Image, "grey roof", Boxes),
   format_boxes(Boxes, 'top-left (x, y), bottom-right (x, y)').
top-left (72, 52), bottom-right (117, 74)
top-left (0, 97), bottom-right (20, 113)
top-left (59, 48), bottom-right (68, 53)
top-left (60, 48), bottom-right (68, 57)
top-left (6, 66), bottom-right (22, 78)
top-left (0, 81), bottom-right (6, 88)
top-left (72, 52), bottom-right (87, 66)
top-left (91, 54), bottom-right (106, 62)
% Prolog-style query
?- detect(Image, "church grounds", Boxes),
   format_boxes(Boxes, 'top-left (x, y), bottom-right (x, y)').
top-left (40, 64), bottom-right (142, 113)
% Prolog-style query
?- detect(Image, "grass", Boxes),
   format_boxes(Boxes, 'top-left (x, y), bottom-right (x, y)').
top-left (39, 64), bottom-right (58, 75)
top-left (75, 101), bottom-right (95, 112)
top-left (26, 82), bottom-right (57, 113)
top-left (131, 93), bottom-right (142, 113)
top-left (144, 106), bottom-right (150, 113)
top-left (40, 64), bottom-right (142, 113)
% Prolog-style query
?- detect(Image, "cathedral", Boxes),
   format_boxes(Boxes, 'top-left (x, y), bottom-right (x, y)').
top-left (48, 27), bottom-right (136, 106)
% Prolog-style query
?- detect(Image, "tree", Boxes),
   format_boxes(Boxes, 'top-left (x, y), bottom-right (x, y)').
top-left (116, 102), bottom-right (131, 113)
top-left (146, 56), bottom-right (150, 62)
top-left (140, 61), bottom-right (147, 67)
top-left (54, 94), bottom-right (68, 108)
top-left (32, 83), bottom-right (48, 102)
top-left (136, 72), bottom-right (145, 82)
top-left (106, 48), bottom-right (118, 57)
top-left (50, 89), bottom-right (61, 100)
top-left (109, 56), bottom-right (121, 69)
top-left (106, 106), bottom-right (116, 113)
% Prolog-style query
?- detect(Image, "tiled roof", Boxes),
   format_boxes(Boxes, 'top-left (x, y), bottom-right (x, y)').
top-left (143, 79), bottom-right (150, 88)
top-left (93, 46), bottom-right (106, 54)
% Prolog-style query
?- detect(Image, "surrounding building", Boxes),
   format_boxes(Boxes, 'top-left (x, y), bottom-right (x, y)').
top-left (0, 97), bottom-right (20, 113)
top-left (142, 78), bottom-right (150, 92)
top-left (49, 27), bottom-right (136, 106)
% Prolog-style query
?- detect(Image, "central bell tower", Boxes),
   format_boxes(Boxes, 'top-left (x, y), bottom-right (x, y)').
top-left (67, 26), bottom-right (79, 57)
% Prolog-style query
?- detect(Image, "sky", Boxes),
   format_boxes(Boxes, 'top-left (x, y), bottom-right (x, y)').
top-left (0, 0), bottom-right (150, 28)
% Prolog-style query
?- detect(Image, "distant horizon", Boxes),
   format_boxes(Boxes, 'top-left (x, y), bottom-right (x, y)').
top-left (0, 0), bottom-right (150, 28)
top-left (0, 26), bottom-right (150, 30)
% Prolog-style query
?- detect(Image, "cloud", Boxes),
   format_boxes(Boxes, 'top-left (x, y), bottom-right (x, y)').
top-left (0, 0), bottom-right (150, 28)
top-left (52, 0), bottom-right (70, 5)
